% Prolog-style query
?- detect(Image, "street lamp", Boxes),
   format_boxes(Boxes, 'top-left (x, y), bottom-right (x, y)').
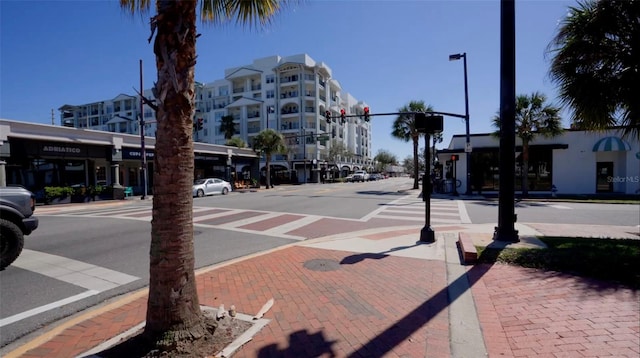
top-left (266, 105), bottom-right (274, 129)
top-left (449, 52), bottom-right (472, 196)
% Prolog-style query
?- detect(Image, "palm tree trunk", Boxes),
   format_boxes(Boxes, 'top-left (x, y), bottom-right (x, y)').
top-left (522, 140), bottom-right (529, 197)
top-left (412, 136), bottom-right (419, 189)
top-left (144, 0), bottom-right (205, 346)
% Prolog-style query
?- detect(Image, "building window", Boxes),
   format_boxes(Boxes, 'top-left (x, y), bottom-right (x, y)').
top-left (266, 90), bottom-right (275, 99)
top-left (266, 74), bottom-right (274, 84)
top-left (218, 86), bottom-right (228, 96)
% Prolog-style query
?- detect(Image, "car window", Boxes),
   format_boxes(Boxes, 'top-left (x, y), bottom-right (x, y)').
top-left (213, 179), bottom-right (221, 183)
top-left (194, 179), bottom-right (206, 185)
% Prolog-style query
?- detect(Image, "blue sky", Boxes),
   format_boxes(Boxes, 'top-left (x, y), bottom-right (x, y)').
top-left (0, 0), bottom-right (576, 162)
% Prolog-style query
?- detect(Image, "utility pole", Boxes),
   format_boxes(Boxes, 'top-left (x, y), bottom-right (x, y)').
top-left (139, 59), bottom-right (148, 200)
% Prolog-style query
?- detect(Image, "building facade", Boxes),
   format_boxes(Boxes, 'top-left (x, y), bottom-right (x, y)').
top-left (437, 129), bottom-right (640, 195)
top-left (0, 119), bottom-right (259, 201)
top-left (58, 54), bottom-right (373, 183)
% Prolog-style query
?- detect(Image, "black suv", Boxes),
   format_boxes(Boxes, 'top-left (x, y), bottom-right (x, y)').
top-left (1, 186), bottom-right (39, 270)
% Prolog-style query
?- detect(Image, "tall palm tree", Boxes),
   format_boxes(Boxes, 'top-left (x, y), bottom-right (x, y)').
top-left (392, 100), bottom-right (433, 189)
top-left (492, 92), bottom-right (563, 197)
top-left (118, 0), bottom-right (288, 353)
top-left (547, 0), bottom-right (639, 138)
top-left (220, 114), bottom-right (236, 140)
top-left (252, 128), bottom-right (286, 189)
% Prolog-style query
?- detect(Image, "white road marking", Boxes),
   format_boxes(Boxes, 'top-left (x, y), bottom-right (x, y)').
top-left (3, 250), bottom-right (139, 328)
top-left (0, 290), bottom-right (100, 327)
top-left (262, 215), bottom-right (323, 236)
top-left (13, 250), bottom-right (138, 291)
top-left (193, 209), bottom-right (243, 222)
top-left (217, 212), bottom-right (283, 229)
top-left (457, 200), bottom-right (472, 224)
top-left (549, 205), bottom-right (572, 210)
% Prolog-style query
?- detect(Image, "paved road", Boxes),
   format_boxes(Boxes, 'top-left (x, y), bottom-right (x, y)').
top-left (1, 179), bottom-right (474, 348)
top-left (3, 178), bottom-right (637, 349)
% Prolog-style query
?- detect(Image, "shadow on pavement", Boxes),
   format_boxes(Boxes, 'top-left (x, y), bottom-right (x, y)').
top-left (344, 250), bottom-right (499, 358)
top-left (257, 329), bottom-right (337, 357)
top-left (339, 242), bottom-right (426, 265)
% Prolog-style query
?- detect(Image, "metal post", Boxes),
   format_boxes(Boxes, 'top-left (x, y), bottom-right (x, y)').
top-left (463, 54), bottom-right (472, 195)
top-left (494, 0), bottom-right (519, 242)
top-left (303, 128), bottom-right (307, 184)
top-left (420, 133), bottom-right (435, 243)
top-left (139, 59), bottom-right (148, 200)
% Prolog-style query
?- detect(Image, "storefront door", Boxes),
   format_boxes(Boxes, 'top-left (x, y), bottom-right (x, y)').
top-left (596, 162), bottom-right (613, 192)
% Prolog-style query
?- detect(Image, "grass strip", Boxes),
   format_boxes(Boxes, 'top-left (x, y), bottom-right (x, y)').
top-left (476, 236), bottom-right (640, 289)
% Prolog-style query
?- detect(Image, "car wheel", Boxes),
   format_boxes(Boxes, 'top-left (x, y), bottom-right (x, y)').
top-left (222, 187), bottom-right (229, 195)
top-left (1, 218), bottom-right (25, 270)
top-left (197, 189), bottom-right (205, 197)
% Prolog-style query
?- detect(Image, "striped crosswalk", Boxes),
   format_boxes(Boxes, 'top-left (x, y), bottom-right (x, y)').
top-left (39, 195), bottom-right (472, 237)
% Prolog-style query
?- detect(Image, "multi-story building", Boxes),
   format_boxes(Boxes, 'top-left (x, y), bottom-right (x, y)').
top-left (59, 54), bottom-right (373, 183)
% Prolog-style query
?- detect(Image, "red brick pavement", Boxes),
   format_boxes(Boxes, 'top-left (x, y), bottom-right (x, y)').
top-left (468, 263), bottom-right (640, 358)
top-left (13, 246), bottom-right (451, 358)
top-left (7, 223), bottom-right (640, 358)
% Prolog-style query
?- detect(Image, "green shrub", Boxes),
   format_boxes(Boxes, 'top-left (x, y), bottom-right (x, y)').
top-left (44, 186), bottom-right (75, 201)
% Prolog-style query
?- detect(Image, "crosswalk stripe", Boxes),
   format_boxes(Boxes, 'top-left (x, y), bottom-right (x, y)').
top-left (13, 250), bottom-right (139, 291)
top-left (262, 215), bottom-right (323, 236)
top-left (217, 212), bottom-right (283, 229)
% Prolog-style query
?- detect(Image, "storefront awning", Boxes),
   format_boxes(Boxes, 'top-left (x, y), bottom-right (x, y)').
top-left (592, 136), bottom-right (631, 152)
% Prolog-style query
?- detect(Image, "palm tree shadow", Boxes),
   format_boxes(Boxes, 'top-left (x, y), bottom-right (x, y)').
top-left (340, 242), bottom-right (426, 265)
top-left (344, 246), bottom-right (502, 357)
top-left (257, 329), bottom-right (337, 358)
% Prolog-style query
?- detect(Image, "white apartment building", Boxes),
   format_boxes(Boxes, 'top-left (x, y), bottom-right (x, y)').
top-left (59, 54), bottom-right (372, 183)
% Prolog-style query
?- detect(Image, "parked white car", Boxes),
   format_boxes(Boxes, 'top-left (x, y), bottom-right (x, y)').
top-left (351, 171), bottom-right (369, 182)
top-left (192, 178), bottom-right (231, 197)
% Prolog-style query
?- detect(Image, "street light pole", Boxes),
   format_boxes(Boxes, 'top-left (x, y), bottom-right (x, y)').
top-left (139, 59), bottom-right (148, 200)
top-left (449, 52), bottom-right (472, 195)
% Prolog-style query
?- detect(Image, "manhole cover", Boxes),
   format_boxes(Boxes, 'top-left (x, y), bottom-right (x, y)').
top-left (303, 259), bottom-right (340, 272)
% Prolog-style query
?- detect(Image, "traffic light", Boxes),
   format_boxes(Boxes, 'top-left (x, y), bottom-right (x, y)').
top-left (451, 154), bottom-right (459, 161)
top-left (340, 109), bottom-right (346, 124)
top-left (363, 107), bottom-right (370, 122)
top-left (325, 110), bottom-right (331, 123)
top-left (197, 118), bottom-right (203, 131)
top-left (415, 113), bottom-right (443, 133)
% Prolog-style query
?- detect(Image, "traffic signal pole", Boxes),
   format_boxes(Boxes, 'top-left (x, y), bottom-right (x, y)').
top-left (421, 133), bottom-right (435, 243)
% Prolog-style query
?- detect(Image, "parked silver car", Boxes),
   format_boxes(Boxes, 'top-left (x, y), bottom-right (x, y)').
top-left (192, 178), bottom-right (231, 197)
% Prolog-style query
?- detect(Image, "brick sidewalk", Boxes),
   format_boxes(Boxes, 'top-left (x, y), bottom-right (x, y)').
top-left (4, 225), bottom-right (639, 358)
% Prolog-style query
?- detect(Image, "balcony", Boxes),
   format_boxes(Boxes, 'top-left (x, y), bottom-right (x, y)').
top-left (251, 84), bottom-right (261, 91)
top-left (280, 122), bottom-right (300, 131)
top-left (280, 91), bottom-right (298, 99)
top-left (280, 75), bottom-right (298, 83)
top-left (247, 127), bottom-right (261, 133)
top-left (232, 87), bottom-right (244, 94)
top-left (280, 108), bottom-right (299, 116)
